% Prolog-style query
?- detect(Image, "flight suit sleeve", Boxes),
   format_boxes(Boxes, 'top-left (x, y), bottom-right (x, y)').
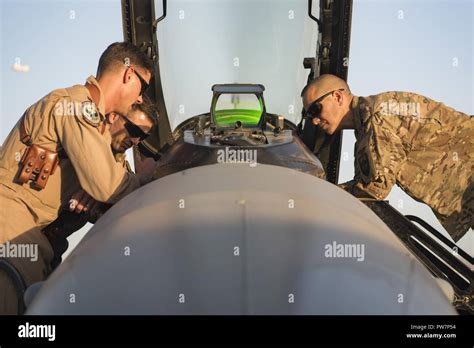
top-left (54, 99), bottom-right (141, 204)
top-left (340, 105), bottom-right (408, 200)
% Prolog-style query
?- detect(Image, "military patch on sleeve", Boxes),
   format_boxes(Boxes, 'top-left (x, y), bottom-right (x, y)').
top-left (81, 101), bottom-right (100, 127)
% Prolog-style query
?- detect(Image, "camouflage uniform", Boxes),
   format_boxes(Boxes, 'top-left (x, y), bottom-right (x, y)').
top-left (340, 92), bottom-right (473, 242)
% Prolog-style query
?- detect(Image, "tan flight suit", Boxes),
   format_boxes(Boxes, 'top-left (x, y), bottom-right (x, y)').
top-left (340, 92), bottom-right (473, 242)
top-left (0, 76), bottom-right (141, 314)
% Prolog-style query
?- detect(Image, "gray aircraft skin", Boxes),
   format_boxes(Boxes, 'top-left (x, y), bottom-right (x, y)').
top-left (27, 163), bottom-right (456, 314)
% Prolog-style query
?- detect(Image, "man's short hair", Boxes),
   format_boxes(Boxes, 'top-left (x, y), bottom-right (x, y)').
top-left (97, 42), bottom-right (154, 77)
top-left (130, 96), bottom-right (159, 126)
top-left (300, 74), bottom-right (351, 98)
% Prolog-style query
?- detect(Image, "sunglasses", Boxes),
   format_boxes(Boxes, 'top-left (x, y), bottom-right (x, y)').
top-left (119, 114), bottom-right (151, 141)
top-left (303, 88), bottom-right (345, 120)
top-left (124, 61), bottom-right (149, 96)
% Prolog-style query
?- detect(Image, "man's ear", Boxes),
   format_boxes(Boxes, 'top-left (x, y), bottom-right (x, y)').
top-left (302, 93), bottom-right (310, 110)
top-left (107, 112), bottom-right (120, 124)
top-left (123, 67), bottom-right (133, 85)
top-left (335, 90), bottom-right (344, 106)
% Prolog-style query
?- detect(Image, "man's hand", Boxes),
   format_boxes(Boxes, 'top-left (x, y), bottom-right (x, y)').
top-left (68, 189), bottom-right (100, 214)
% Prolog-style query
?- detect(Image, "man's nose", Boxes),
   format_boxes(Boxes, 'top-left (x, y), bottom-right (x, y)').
top-left (136, 95), bottom-right (143, 104)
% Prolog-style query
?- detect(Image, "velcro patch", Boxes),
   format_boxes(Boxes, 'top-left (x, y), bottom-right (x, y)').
top-left (81, 101), bottom-right (100, 127)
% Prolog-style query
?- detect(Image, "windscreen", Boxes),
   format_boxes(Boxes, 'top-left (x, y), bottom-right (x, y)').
top-left (154, 0), bottom-right (319, 130)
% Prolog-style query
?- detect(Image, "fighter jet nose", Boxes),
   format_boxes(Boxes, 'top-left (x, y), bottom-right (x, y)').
top-left (26, 164), bottom-right (456, 315)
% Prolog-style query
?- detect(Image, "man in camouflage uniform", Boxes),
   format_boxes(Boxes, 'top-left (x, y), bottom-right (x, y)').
top-left (302, 74), bottom-right (473, 242)
top-left (0, 42), bottom-right (154, 314)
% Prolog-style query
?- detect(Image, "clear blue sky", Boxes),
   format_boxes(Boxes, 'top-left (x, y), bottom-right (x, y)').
top-left (1, 0), bottom-right (123, 138)
top-left (1, 0), bottom-right (472, 254)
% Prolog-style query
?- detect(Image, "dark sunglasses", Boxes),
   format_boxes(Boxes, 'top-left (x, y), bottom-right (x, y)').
top-left (124, 61), bottom-right (149, 96)
top-left (119, 114), bottom-right (151, 141)
top-left (304, 88), bottom-right (345, 120)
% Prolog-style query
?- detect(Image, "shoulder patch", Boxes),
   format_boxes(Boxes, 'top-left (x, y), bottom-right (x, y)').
top-left (81, 101), bottom-right (100, 127)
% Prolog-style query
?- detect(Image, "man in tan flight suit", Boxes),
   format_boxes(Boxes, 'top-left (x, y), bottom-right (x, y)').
top-left (43, 101), bottom-right (159, 269)
top-left (0, 42), bottom-right (154, 314)
top-left (301, 74), bottom-right (473, 242)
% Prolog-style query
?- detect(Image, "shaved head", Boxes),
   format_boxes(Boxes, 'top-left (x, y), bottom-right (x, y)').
top-left (302, 74), bottom-right (351, 108)
top-left (301, 74), bottom-right (354, 134)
